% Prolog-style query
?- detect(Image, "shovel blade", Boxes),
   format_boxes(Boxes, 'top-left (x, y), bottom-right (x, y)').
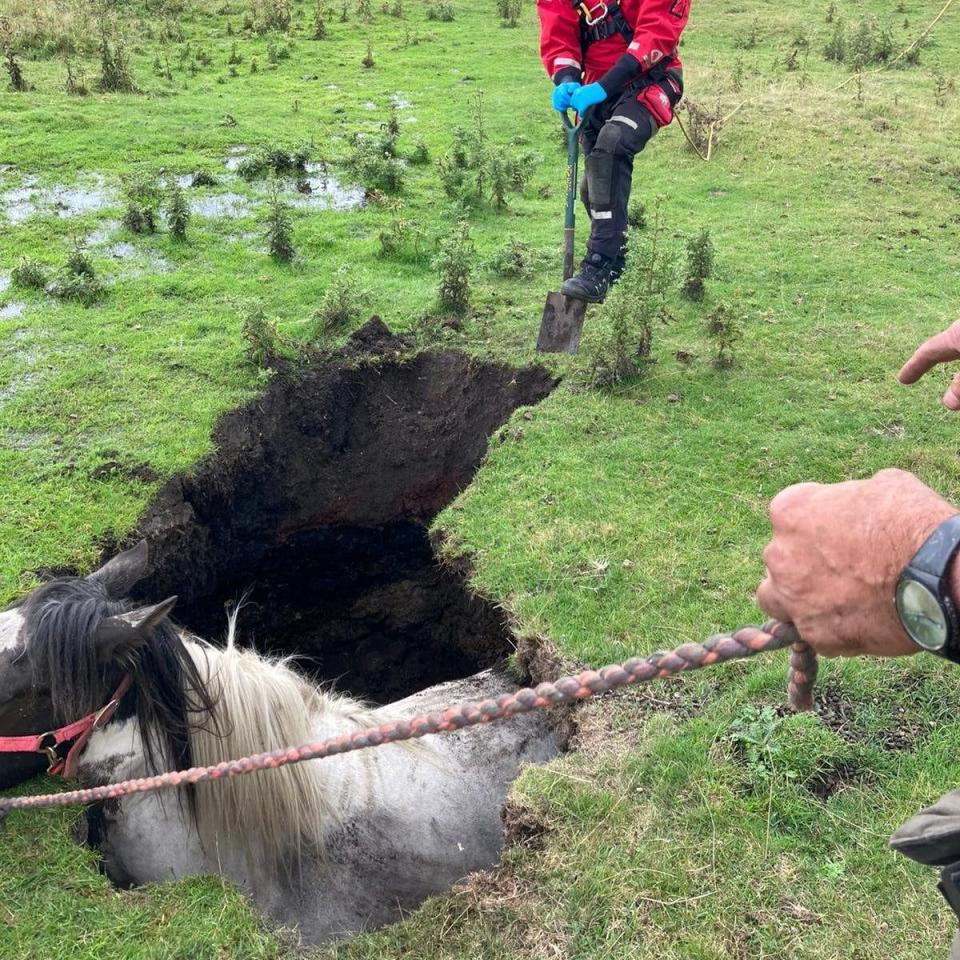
top-left (536, 292), bottom-right (588, 354)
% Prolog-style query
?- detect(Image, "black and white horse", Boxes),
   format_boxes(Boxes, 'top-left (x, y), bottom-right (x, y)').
top-left (0, 543), bottom-right (559, 943)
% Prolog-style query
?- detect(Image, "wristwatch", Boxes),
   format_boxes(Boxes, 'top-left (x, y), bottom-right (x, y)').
top-left (895, 514), bottom-right (960, 663)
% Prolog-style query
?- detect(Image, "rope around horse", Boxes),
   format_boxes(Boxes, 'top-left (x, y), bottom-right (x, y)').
top-left (0, 620), bottom-right (817, 814)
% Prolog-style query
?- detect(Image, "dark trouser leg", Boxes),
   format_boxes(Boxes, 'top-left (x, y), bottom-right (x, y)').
top-left (584, 97), bottom-right (657, 263)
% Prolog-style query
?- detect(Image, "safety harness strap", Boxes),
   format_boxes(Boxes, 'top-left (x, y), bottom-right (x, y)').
top-left (574, 1), bottom-right (635, 46)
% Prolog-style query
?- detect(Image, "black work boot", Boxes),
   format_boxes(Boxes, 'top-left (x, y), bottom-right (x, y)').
top-left (561, 252), bottom-right (617, 304)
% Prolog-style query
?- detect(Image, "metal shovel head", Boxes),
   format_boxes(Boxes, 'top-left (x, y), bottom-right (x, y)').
top-left (536, 291), bottom-right (588, 354)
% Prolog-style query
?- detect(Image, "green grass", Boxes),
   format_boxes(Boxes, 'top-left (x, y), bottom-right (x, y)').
top-left (2, 0), bottom-right (960, 955)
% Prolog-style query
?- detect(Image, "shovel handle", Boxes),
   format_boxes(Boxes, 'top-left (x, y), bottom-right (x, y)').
top-left (560, 110), bottom-right (587, 282)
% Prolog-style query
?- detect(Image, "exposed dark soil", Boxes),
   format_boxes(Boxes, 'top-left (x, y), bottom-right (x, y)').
top-left (805, 760), bottom-right (871, 801)
top-left (502, 799), bottom-right (550, 850)
top-left (127, 320), bottom-right (558, 702)
top-left (794, 677), bottom-right (931, 753)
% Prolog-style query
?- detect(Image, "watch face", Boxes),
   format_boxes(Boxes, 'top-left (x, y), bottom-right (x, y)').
top-left (896, 578), bottom-right (948, 651)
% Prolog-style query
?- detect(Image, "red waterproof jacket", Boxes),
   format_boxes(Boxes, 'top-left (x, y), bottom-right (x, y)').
top-left (537, 0), bottom-right (688, 85)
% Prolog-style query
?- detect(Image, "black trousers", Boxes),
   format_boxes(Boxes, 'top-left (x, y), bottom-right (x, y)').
top-left (579, 76), bottom-right (681, 262)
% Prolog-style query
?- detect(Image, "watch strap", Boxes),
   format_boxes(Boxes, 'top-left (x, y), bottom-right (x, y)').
top-left (909, 514), bottom-right (960, 577)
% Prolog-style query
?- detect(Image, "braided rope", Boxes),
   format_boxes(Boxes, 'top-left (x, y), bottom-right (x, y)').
top-left (0, 620), bottom-right (816, 814)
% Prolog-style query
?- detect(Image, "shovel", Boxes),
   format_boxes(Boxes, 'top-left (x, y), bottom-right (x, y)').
top-left (536, 109), bottom-right (589, 354)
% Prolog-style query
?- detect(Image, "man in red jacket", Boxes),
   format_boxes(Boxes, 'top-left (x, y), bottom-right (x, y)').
top-left (538, 0), bottom-right (689, 302)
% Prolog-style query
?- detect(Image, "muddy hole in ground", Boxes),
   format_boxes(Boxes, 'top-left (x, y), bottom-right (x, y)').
top-left (128, 320), bottom-right (558, 703)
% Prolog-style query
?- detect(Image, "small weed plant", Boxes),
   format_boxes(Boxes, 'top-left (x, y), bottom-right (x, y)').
top-left (312, 266), bottom-right (370, 331)
top-left (705, 302), bottom-right (744, 368)
top-left (263, 183), bottom-right (296, 262)
top-left (122, 175), bottom-right (161, 234)
top-left (682, 229), bottom-right (715, 302)
top-left (434, 219), bottom-right (474, 314)
top-left (165, 182), bottom-right (191, 240)
top-left (241, 304), bottom-right (292, 369)
top-left (587, 201), bottom-right (676, 389)
top-left (11, 258), bottom-right (48, 290)
top-left (344, 131), bottom-right (405, 192)
top-left (489, 237), bottom-right (537, 279)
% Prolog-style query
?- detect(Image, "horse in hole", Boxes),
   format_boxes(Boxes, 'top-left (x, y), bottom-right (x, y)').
top-left (0, 542), bottom-right (560, 943)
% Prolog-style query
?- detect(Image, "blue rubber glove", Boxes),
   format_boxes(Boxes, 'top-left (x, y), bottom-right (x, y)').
top-left (552, 81), bottom-right (581, 113)
top-left (571, 82), bottom-right (607, 115)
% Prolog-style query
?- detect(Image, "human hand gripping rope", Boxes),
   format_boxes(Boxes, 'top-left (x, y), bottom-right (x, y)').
top-left (0, 620), bottom-right (816, 814)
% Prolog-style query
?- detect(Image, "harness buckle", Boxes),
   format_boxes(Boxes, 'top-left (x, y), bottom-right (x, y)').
top-left (577, 1), bottom-right (608, 26)
top-left (36, 733), bottom-right (62, 773)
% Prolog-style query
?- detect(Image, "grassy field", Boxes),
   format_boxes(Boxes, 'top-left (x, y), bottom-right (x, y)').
top-left (1, 0), bottom-right (960, 956)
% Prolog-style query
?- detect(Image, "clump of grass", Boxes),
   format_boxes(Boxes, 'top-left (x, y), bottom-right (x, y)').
top-left (434, 92), bottom-right (536, 207)
top-left (227, 40), bottom-right (243, 65)
top-left (247, 0), bottom-right (292, 33)
top-left (587, 201), bottom-right (676, 388)
top-left (312, 265), bottom-right (370, 331)
top-left (734, 17), bottom-right (761, 50)
top-left (358, 0), bottom-right (373, 21)
top-left (4, 48), bottom-right (28, 92)
top-left (705, 301), bottom-right (743, 368)
top-left (266, 38), bottom-right (290, 63)
top-left (496, 0), bottom-right (521, 26)
top-left (241, 304), bottom-right (291, 369)
top-left (191, 169), bottom-right (218, 187)
top-left (489, 236), bottom-right (537, 278)
top-left (361, 39), bottom-right (375, 68)
top-left (65, 242), bottom-right (95, 279)
top-left (262, 183), bottom-right (296, 262)
top-left (63, 58), bottom-right (88, 95)
top-left (1, 18), bottom-right (29, 92)
top-left (122, 175), bottom-right (160, 234)
top-left (11, 257), bottom-right (48, 290)
top-left (377, 199), bottom-right (423, 258)
top-left (824, 19), bottom-right (846, 62)
top-left (678, 100), bottom-right (724, 157)
top-left (426, 1), bottom-right (454, 21)
top-left (50, 241), bottom-right (104, 306)
top-left (682, 229), bottom-right (715, 302)
top-left (312, 0), bottom-right (327, 38)
top-left (409, 138), bottom-right (430, 165)
top-left (96, 23), bottom-right (136, 93)
top-left (344, 132), bottom-right (405, 192)
top-left (434, 219), bottom-right (474, 314)
top-left (627, 199), bottom-right (647, 231)
top-left (237, 141), bottom-right (311, 180)
top-left (165, 182), bottom-right (191, 241)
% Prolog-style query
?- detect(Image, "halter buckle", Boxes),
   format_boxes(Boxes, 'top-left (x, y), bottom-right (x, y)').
top-left (578, 1), bottom-right (608, 25)
top-left (93, 698), bottom-right (120, 730)
top-left (37, 733), bottom-right (62, 773)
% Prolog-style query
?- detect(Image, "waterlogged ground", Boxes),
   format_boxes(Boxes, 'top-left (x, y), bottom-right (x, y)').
top-left (1, 0), bottom-right (960, 958)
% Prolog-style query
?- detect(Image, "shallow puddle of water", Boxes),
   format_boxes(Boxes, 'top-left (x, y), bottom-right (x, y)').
top-left (192, 191), bottom-right (255, 218)
top-left (390, 94), bottom-right (413, 110)
top-left (1, 174), bottom-right (117, 224)
top-left (0, 302), bottom-right (25, 319)
top-left (103, 243), bottom-right (174, 276)
top-left (290, 164), bottom-right (365, 212)
top-left (0, 273), bottom-right (9, 295)
top-left (223, 145), bottom-right (251, 173)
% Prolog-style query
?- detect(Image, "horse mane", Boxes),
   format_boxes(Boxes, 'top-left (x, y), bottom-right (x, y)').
top-left (24, 575), bottom-right (375, 869)
top-left (23, 577), bottom-right (217, 787)
top-left (185, 613), bottom-right (376, 869)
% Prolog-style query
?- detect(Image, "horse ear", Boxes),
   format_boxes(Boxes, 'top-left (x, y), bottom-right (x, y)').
top-left (93, 596), bottom-right (177, 664)
top-left (88, 540), bottom-right (151, 600)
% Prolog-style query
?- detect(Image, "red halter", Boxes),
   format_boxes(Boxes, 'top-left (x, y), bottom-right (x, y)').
top-left (0, 675), bottom-right (132, 779)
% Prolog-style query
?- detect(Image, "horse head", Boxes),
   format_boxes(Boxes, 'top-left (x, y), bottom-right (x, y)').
top-left (0, 542), bottom-right (206, 789)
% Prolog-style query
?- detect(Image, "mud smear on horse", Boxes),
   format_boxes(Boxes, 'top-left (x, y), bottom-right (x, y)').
top-left (129, 319), bottom-right (559, 703)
